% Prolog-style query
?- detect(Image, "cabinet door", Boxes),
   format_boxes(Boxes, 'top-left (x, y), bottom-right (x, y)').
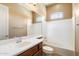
top-left (0, 4), bottom-right (9, 40)
top-left (34, 49), bottom-right (43, 56)
top-left (18, 45), bottom-right (38, 56)
top-left (76, 16), bottom-right (79, 55)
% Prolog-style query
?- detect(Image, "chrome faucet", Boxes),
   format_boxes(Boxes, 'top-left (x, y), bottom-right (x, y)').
top-left (15, 37), bottom-right (22, 43)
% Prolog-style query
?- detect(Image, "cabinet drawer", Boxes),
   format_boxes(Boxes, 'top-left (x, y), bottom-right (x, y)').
top-left (18, 45), bottom-right (38, 56)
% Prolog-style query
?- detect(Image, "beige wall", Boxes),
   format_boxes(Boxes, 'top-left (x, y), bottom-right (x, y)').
top-left (46, 3), bottom-right (72, 21)
top-left (2, 4), bottom-right (32, 38)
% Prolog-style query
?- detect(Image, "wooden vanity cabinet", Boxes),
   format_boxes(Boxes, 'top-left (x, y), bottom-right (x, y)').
top-left (17, 42), bottom-right (43, 56)
top-left (34, 49), bottom-right (42, 56)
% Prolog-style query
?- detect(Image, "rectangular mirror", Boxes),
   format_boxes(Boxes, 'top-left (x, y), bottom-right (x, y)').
top-left (0, 3), bottom-right (33, 40)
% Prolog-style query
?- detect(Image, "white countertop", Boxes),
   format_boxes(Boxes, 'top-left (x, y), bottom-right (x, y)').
top-left (0, 35), bottom-right (44, 56)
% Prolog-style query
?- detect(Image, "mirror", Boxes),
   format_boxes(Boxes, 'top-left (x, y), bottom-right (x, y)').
top-left (0, 3), bottom-right (32, 40)
top-left (0, 3), bottom-right (44, 40)
top-left (0, 3), bottom-right (45, 41)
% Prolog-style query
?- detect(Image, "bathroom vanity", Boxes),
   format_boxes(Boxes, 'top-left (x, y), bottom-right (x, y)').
top-left (17, 42), bottom-right (42, 56)
top-left (0, 35), bottom-right (44, 56)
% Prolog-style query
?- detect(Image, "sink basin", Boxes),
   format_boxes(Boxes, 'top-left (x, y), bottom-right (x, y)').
top-left (16, 41), bottom-right (31, 47)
